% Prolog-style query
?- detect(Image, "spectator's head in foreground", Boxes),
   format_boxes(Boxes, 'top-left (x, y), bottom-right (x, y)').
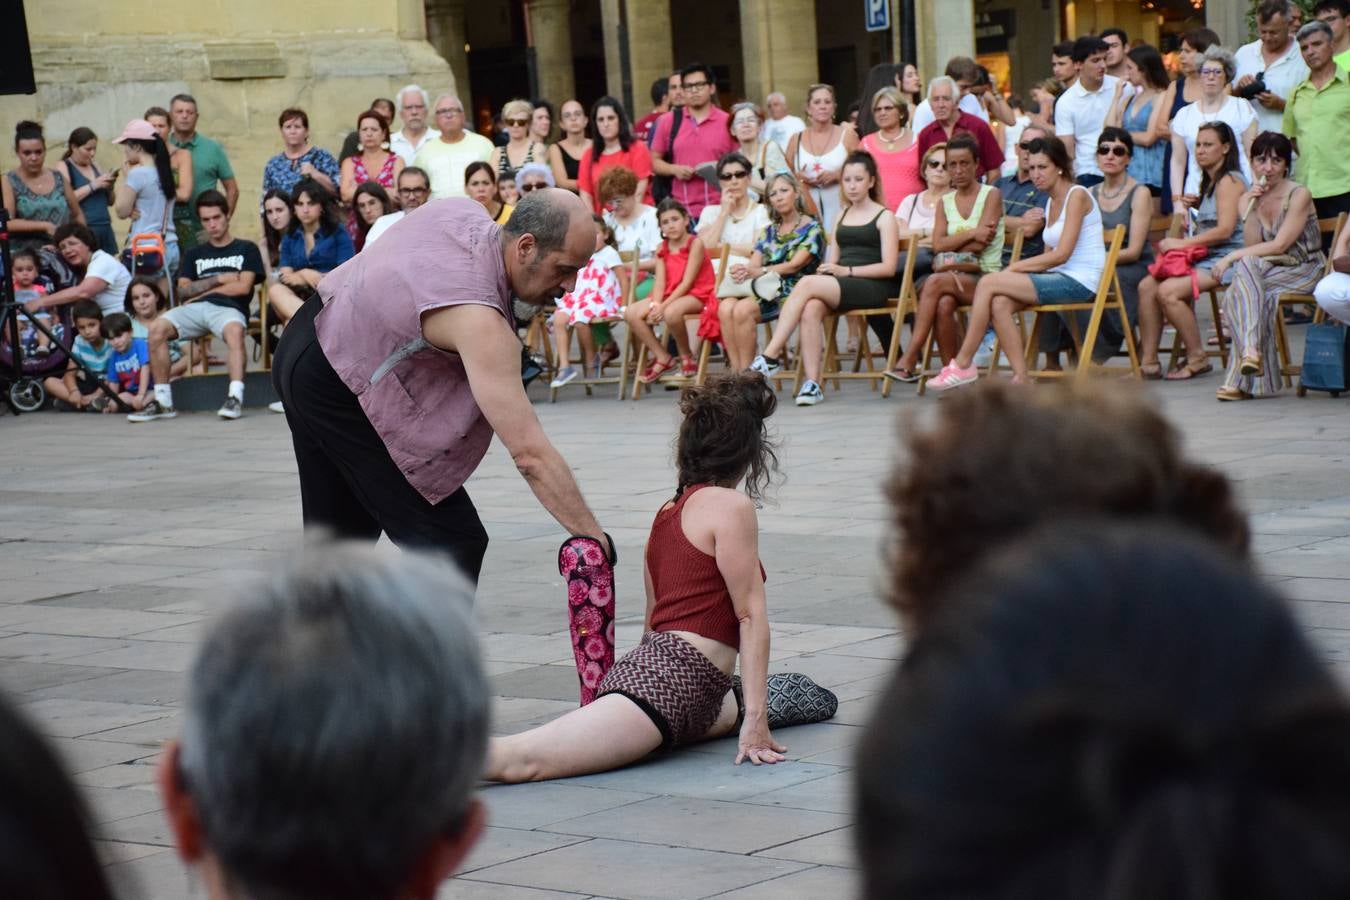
top-left (857, 523), bottom-right (1350, 900)
top-left (158, 542), bottom-right (489, 900)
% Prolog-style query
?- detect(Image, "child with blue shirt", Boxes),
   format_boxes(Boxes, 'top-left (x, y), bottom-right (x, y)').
top-left (99, 312), bottom-right (151, 412)
top-left (42, 299), bottom-right (111, 412)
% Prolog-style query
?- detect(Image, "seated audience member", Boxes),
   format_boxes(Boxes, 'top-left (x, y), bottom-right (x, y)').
top-left (2, 120), bottom-right (84, 255)
top-left (1207, 131), bottom-right (1324, 400)
top-left (894, 142), bottom-right (952, 278)
top-left (634, 77), bottom-right (671, 145)
top-left (549, 214), bottom-right (627, 387)
top-left (578, 96), bottom-right (653, 212)
top-left (698, 152), bottom-right (771, 283)
top-left (364, 167), bottom-right (430, 247)
top-left (751, 151), bottom-right (900, 407)
top-left (9, 248), bottom-right (58, 356)
top-left (0, 690), bottom-right (118, 899)
top-left (718, 172), bottom-right (823, 370)
top-left (124, 276), bottom-right (187, 378)
top-left (99, 311), bottom-right (150, 412)
top-left (600, 165), bottom-right (662, 299)
top-left (158, 543), bottom-right (489, 900)
top-left (259, 188), bottom-right (293, 274)
top-left (915, 77), bottom-right (1004, 182)
top-left (1053, 35), bottom-right (1120, 188)
top-left (491, 98), bottom-right (549, 183)
top-left (516, 161), bottom-right (556, 196)
top-left (129, 189), bottom-right (265, 422)
top-left (624, 197), bottom-right (716, 382)
top-left (860, 87), bottom-right (921, 211)
top-left (884, 379), bottom-right (1248, 632)
top-left (887, 133), bottom-right (1003, 382)
top-left (487, 373), bottom-right (835, 782)
top-left (42, 298), bottom-right (110, 411)
top-left (498, 174), bottom-right (520, 206)
top-left (262, 108), bottom-right (340, 197)
top-left (928, 137), bottom-right (1102, 390)
top-left (266, 178), bottom-right (354, 325)
top-left (1170, 47), bottom-right (1257, 205)
top-left (998, 96), bottom-right (1031, 178)
top-left (857, 523), bottom-right (1350, 900)
top-left (1315, 211), bottom-right (1350, 323)
top-left (465, 161), bottom-right (513, 224)
top-left (1106, 43), bottom-right (1172, 199)
top-left (727, 101), bottom-right (788, 199)
top-left (339, 108), bottom-right (402, 241)
top-left (412, 94), bottom-right (493, 200)
top-left (548, 99), bottom-right (590, 192)
top-left (1139, 122), bottom-right (1245, 381)
top-left (24, 222), bottom-right (130, 317)
top-left (351, 182), bottom-right (394, 252)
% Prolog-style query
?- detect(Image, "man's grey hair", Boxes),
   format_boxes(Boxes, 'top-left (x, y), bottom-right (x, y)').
top-left (178, 542), bottom-right (488, 900)
top-left (1201, 45), bottom-right (1238, 82)
top-left (396, 84), bottom-right (430, 113)
top-left (169, 93), bottom-right (197, 109)
top-left (1020, 122), bottom-right (1051, 142)
top-left (397, 165), bottom-right (429, 187)
top-left (765, 91), bottom-right (786, 105)
top-left (928, 75), bottom-right (959, 99)
top-left (503, 190), bottom-right (577, 254)
top-left (1298, 20), bottom-right (1335, 44)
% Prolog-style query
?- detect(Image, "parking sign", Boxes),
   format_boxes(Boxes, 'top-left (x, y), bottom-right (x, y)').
top-left (865, 0), bottom-right (889, 32)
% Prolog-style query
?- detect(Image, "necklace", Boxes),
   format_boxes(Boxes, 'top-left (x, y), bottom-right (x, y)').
top-left (1099, 178), bottom-right (1130, 200)
top-left (804, 125), bottom-right (835, 157)
top-left (875, 127), bottom-right (906, 148)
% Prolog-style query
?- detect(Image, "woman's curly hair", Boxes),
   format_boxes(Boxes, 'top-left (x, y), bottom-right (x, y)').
top-left (676, 371), bottom-right (780, 502)
top-left (888, 379), bottom-right (1249, 630)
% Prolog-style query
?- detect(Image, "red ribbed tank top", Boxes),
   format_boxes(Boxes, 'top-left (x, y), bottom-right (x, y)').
top-left (646, 483), bottom-right (766, 650)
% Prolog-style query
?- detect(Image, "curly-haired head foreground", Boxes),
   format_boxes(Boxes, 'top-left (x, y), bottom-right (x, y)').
top-left (887, 379), bottom-right (1249, 629)
top-left (676, 371), bottom-right (780, 501)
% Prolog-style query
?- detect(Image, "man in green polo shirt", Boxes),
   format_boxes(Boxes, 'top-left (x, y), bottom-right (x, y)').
top-left (169, 94), bottom-right (239, 250)
top-left (1285, 21), bottom-right (1350, 221)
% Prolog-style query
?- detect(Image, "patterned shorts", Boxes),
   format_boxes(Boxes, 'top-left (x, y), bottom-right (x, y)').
top-left (598, 631), bottom-right (733, 749)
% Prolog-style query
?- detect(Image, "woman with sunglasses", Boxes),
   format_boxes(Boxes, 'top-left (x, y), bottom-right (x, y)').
top-left (894, 142), bottom-right (951, 266)
top-left (1169, 46), bottom-right (1256, 213)
top-left (698, 152), bottom-right (770, 284)
top-left (548, 100), bottom-right (590, 193)
top-left (1208, 132), bottom-right (1323, 400)
top-left (577, 96), bottom-right (652, 213)
top-left (859, 87), bottom-right (920, 211)
top-left (490, 99), bottom-right (548, 185)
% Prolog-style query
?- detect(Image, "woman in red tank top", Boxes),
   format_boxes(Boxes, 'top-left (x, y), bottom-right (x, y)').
top-left (487, 372), bottom-right (835, 782)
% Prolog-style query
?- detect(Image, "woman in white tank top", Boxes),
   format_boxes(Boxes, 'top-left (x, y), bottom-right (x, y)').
top-left (786, 84), bottom-right (859, 234)
top-left (929, 136), bottom-right (1103, 390)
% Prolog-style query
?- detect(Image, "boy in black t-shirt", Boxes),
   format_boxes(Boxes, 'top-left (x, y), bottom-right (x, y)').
top-left (129, 190), bottom-right (265, 422)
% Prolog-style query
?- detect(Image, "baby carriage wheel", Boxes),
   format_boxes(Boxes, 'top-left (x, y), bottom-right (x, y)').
top-left (8, 378), bottom-right (45, 413)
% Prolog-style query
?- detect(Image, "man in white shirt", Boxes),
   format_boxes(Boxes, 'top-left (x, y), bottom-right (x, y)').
top-left (1102, 28), bottom-right (1130, 80)
top-left (761, 92), bottom-right (805, 147)
top-left (365, 167), bottom-right (431, 247)
top-left (1234, 0), bottom-right (1310, 135)
top-left (389, 85), bottom-right (440, 165)
top-left (1054, 36), bottom-right (1119, 186)
top-left (412, 94), bottom-right (494, 200)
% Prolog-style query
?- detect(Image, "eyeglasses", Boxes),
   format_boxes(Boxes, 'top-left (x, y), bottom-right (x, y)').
top-left (873, 104), bottom-right (898, 113)
top-left (718, 169), bottom-right (749, 181)
top-left (682, 80), bottom-right (711, 91)
top-left (521, 182), bottom-right (548, 193)
top-left (398, 186), bottom-right (429, 195)
top-left (435, 107), bottom-right (463, 116)
top-left (1018, 141), bottom-right (1039, 150)
top-left (1198, 68), bottom-right (1226, 77)
top-left (1096, 144), bottom-right (1129, 157)
top-left (506, 118), bottom-right (529, 127)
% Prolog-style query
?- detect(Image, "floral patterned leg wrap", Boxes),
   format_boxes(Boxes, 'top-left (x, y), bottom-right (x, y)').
top-left (558, 536), bottom-right (616, 706)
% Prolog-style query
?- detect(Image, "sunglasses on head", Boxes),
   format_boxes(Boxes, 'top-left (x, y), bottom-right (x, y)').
top-left (719, 169), bottom-right (750, 181)
top-left (1096, 144), bottom-right (1129, 157)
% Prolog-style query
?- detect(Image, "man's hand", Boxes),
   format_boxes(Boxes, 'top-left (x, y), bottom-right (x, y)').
top-left (1235, 74), bottom-right (1256, 91)
top-left (672, 165), bottom-right (696, 180)
top-left (1256, 92), bottom-right (1284, 110)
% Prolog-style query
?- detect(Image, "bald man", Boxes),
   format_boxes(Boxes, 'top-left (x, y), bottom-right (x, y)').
top-left (411, 93), bottom-right (494, 199)
top-left (272, 190), bottom-right (612, 583)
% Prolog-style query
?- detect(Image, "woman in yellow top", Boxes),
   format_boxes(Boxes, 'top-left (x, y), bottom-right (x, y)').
top-left (464, 161), bottom-right (513, 224)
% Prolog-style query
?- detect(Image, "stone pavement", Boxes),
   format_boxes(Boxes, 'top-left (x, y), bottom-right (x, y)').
top-left (0, 373), bottom-right (1347, 899)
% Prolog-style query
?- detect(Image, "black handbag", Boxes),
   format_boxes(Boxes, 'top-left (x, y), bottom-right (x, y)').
top-left (650, 107), bottom-right (684, 204)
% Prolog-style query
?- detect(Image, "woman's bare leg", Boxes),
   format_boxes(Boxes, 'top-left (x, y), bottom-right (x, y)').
top-left (990, 295), bottom-right (1034, 382)
top-left (662, 295), bottom-right (705, 358)
top-left (1159, 273), bottom-right (1213, 368)
top-left (577, 324), bottom-right (597, 369)
top-left (1137, 276), bottom-right (1164, 371)
top-left (762, 275), bottom-right (836, 360)
top-left (935, 274), bottom-right (977, 363)
top-left (895, 277), bottom-right (944, 372)
top-left (952, 273), bottom-right (1038, 369)
top-left (732, 301), bottom-right (762, 371)
top-left (267, 283), bottom-right (305, 323)
top-left (486, 695), bottom-right (664, 783)
top-left (801, 295), bottom-right (843, 383)
top-left (718, 299), bottom-right (741, 369)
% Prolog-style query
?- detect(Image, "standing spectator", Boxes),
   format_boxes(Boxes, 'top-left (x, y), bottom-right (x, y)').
top-left (143, 107), bottom-right (194, 209)
top-left (60, 127), bottom-right (117, 254)
top-left (998, 97), bottom-right (1032, 178)
top-left (390, 85), bottom-right (439, 164)
top-left (1286, 20), bottom-right (1350, 221)
top-left (856, 64), bottom-right (902, 137)
top-left (1158, 28), bottom-right (1222, 212)
top-left (1054, 36), bottom-right (1120, 187)
top-left (340, 98), bottom-right (396, 162)
top-left (113, 119), bottom-right (179, 282)
top-left (549, 99), bottom-right (590, 193)
top-left (912, 57), bottom-right (1009, 131)
top-left (412, 95), bottom-right (493, 200)
top-left (762, 91), bottom-right (806, 148)
top-left (1235, 2), bottom-right (1310, 136)
top-left (787, 83), bottom-right (861, 232)
top-left (1106, 44), bottom-right (1170, 198)
top-left (634, 77), bottom-right (671, 144)
top-left (26, 223), bottom-right (130, 317)
top-left (464, 161), bottom-right (513, 224)
top-left (860, 87), bottom-right (920, 210)
top-left (340, 108), bottom-right (403, 241)
top-left (364, 166), bottom-right (431, 247)
top-left (491, 99), bottom-right (548, 182)
top-left (1050, 40), bottom-right (1077, 92)
top-left (916, 77), bottom-right (1004, 182)
top-left (265, 179), bottom-right (354, 324)
top-left (2, 121), bottom-right (83, 254)
top-left (578, 96), bottom-right (652, 212)
top-left (1102, 27), bottom-right (1130, 79)
top-left (651, 62), bottom-right (738, 220)
top-left (262, 108), bottom-right (340, 197)
top-left (531, 99), bottom-right (556, 145)
top-left (259, 188), bottom-right (293, 274)
top-left (1171, 47), bottom-right (1257, 201)
top-left (169, 93), bottom-right (239, 248)
top-left (1315, 0), bottom-right (1350, 69)
top-left (352, 182), bottom-right (394, 252)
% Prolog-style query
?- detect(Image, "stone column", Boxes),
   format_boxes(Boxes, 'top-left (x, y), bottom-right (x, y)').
top-left (424, 0), bottom-right (470, 101)
top-left (528, 0), bottom-right (576, 103)
top-left (622, 0), bottom-right (674, 113)
top-left (1205, 0), bottom-right (1250, 48)
top-left (915, 0), bottom-right (973, 82)
top-left (738, 0), bottom-right (819, 107)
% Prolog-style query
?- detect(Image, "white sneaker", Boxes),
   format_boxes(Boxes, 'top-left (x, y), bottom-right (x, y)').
top-left (749, 354), bottom-right (782, 378)
top-left (268, 400), bottom-right (285, 413)
top-left (217, 396), bottom-right (242, 420)
top-left (127, 399), bottom-right (176, 422)
top-left (794, 380), bottom-right (824, 406)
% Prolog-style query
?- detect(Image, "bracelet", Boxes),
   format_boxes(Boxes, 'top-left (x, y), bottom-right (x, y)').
top-left (848, 266), bottom-right (854, 277)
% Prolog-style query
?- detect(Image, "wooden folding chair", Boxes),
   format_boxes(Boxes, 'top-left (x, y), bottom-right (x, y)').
top-left (551, 251), bottom-right (639, 402)
top-left (1270, 212), bottom-right (1345, 388)
top-left (630, 244), bottom-right (722, 399)
top-left (1023, 225), bottom-right (1136, 379)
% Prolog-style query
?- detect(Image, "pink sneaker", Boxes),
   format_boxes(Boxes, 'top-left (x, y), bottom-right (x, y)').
top-left (928, 361), bottom-right (979, 391)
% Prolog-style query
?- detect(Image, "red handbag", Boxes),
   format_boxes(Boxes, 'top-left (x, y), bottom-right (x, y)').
top-left (1147, 245), bottom-right (1209, 300)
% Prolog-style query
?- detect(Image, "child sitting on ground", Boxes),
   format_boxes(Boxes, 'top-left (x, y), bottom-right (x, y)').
top-left (99, 312), bottom-right (151, 412)
top-left (11, 249), bottom-right (59, 357)
top-left (623, 198), bottom-right (717, 383)
top-left (43, 299), bottom-right (110, 412)
top-left (124, 276), bottom-right (188, 379)
top-left (549, 214), bottom-right (629, 388)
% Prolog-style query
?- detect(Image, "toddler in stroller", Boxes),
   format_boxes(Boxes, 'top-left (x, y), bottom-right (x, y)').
top-left (1, 246), bottom-right (81, 412)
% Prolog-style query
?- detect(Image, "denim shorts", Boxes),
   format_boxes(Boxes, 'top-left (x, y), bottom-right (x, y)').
top-left (1027, 273), bottom-right (1095, 304)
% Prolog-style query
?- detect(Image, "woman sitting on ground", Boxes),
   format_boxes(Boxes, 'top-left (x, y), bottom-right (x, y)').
top-left (751, 151), bottom-right (899, 407)
top-left (1207, 131), bottom-right (1324, 400)
top-left (351, 182), bottom-right (394, 253)
top-left (718, 172), bottom-right (823, 371)
top-left (487, 372), bottom-right (834, 782)
top-left (464, 161), bottom-right (513, 224)
top-left (928, 136), bottom-right (1100, 390)
top-left (1137, 121), bottom-right (1245, 381)
top-left (267, 178), bottom-right (354, 323)
top-left (887, 133), bottom-right (1003, 382)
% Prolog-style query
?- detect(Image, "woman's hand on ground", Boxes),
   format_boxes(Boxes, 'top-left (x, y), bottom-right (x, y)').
top-left (734, 717), bottom-right (786, 766)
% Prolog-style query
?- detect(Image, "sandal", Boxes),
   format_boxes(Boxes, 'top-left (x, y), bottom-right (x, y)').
top-left (1140, 363), bottom-right (1163, 380)
top-left (638, 357), bottom-right (677, 384)
top-left (1216, 387), bottom-right (1252, 402)
top-left (1239, 354), bottom-right (1263, 377)
top-left (883, 366), bottom-right (920, 383)
top-left (1164, 359), bottom-right (1213, 381)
